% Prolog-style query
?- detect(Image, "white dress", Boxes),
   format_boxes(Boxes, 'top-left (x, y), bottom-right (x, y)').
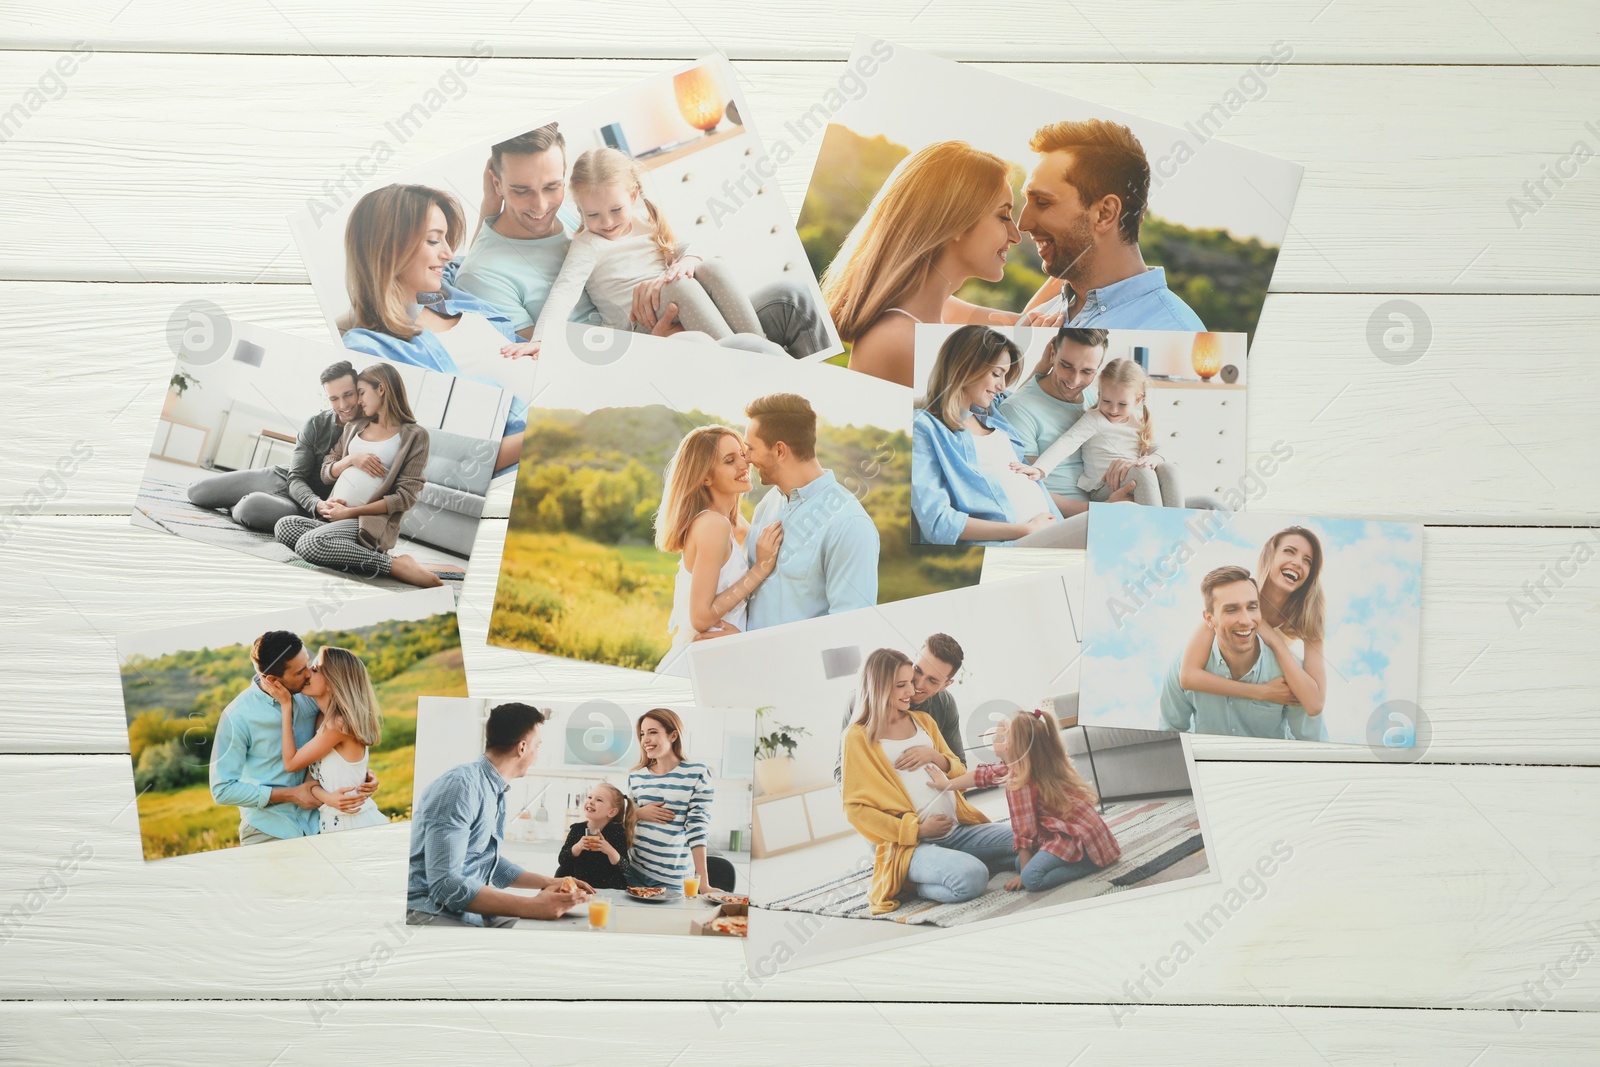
top-left (310, 745), bottom-right (389, 833)
top-left (328, 430), bottom-right (401, 507)
top-left (657, 525), bottom-right (750, 675)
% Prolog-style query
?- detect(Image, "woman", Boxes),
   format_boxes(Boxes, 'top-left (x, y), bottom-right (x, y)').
top-left (839, 648), bottom-right (1015, 913)
top-left (274, 362), bottom-right (442, 588)
top-left (340, 184), bottom-right (534, 471)
top-left (626, 708), bottom-right (717, 893)
top-left (820, 141), bottom-right (1062, 387)
top-left (653, 426), bottom-right (783, 675)
top-left (1180, 525), bottom-right (1328, 740)
top-left (912, 325), bottom-right (1090, 548)
top-left (264, 646), bottom-right (388, 833)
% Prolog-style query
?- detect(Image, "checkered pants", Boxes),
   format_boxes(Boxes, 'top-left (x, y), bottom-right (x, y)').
top-left (274, 516), bottom-right (391, 578)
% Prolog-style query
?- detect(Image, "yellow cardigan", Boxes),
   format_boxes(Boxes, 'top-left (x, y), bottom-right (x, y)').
top-left (840, 710), bottom-right (989, 914)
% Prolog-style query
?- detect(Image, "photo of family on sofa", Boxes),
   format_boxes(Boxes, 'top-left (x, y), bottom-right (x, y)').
top-left (290, 59), bottom-right (837, 425)
top-left (1080, 505), bottom-right (1424, 746)
top-left (488, 340), bottom-right (984, 674)
top-left (117, 587), bottom-right (464, 860)
top-left (136, 325), bottom-right (510, 593)
top-left (408, 697), bottom-right (753, 938)
top-left (689, 573), bottom-right (1212, 954)
top-left (798, 37), bottom-right (1301, 389)
top-left (911, 323), bottom-right (1247, 549)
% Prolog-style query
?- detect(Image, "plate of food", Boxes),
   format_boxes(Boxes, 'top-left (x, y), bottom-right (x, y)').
top-left (700, 891), bottom-right (749, 906)
top-left (625, 885), bottom-right (679, 904)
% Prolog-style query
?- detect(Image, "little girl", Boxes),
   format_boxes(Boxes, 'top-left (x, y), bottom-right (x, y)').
top-left (267, 646), bottom-right (388, 833)
top-left (1010, 358), bottom-right (1181, 507)
top-left (555, 782), bottom-right (633, 891)
top-left (927, 709), bottom-right (1121, 892)
top-left (532, 147), bottom-right (766, 347)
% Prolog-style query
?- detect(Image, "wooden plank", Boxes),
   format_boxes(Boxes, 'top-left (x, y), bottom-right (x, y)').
top-left (3, 1001), bottom-right (1598, 1065)
top-left (0, 518), bottom-right (1593, 761)
top-left (3, 754), bottom-right (1597, 1009)
top-left (5, 0), bottom-right (1596, 62)
top-left (1, 56), bottom-right (1599, 292)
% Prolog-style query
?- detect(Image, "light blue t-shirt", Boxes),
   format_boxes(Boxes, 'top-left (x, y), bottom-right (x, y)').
top-left (745, 470), bottom-right (879, 629)
top-left (994, 376), bottom-right (1095, 500)
top-left (1159, 636), bottom-right (1290, 739)
top-left (454, 205), bottom-right (600, 333)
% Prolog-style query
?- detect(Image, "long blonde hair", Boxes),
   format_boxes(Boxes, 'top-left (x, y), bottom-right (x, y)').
top-left (822, 141), bottom-right (1015, 342)
top-left (631, 708), bottom-right (687, 771)
top-left (916, 325), bottom-right (1022, 432)
top-left (569, 147), bottom-right (677, 266)
top-left (1004, 709), bottom-right (1097, 814)
top-left (315, 647), bottom-right (382, 747)
top-left (344, 184), bottom-right (464, 340)
top-left (356, 362), bottom-right (417, 427)
top-left (1097, 358), bottom-right (1154, 456)
top-left (852, 648), bottom-right (913, 744)
top-left (591, 781), bottom-right (636, 850)
top-left (1256, 526), bottom-right (1326, 642)
top-left (654, 425), bottom-right (743, 554)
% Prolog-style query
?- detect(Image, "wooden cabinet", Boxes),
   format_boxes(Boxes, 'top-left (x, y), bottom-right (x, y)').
top-left (1145, 381), bottom-right (1246, 497)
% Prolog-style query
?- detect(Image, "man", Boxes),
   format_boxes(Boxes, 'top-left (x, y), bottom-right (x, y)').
top-left (407, 703), bottom-right (589, 926)
top-left (186, 361), bottom-right (362, 531)
top-left (453, 122), bottom-right (831, 358)
top-left (833, 634), bottom-right (965, 786)
top-left (1160, 566), bottom-right (1295, 738)
top-left (742, 393), bottom-right (879, 630)
top-left (998, 119), bottom-right (1206, 331)
top-left (209, 631), bottom-right (374, 845)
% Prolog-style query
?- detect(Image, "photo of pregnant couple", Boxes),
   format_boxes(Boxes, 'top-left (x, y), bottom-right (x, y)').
top-left (911, 324), bottom-right (1246, 549)
top-left (1080, 506), bottom-right (1424, 746)
top-left (408, 698), bottom-right (752, 938)
top-left (138, 324), bottom-right (510, 593)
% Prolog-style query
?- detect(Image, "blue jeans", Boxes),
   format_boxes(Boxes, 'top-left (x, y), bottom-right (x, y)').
top-left (1018, 850), bottom-right (1101, 892)
top-left (905, 821), bottom-right (1017, 904)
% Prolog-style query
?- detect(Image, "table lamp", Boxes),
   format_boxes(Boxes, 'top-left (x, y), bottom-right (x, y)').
top-left (1190, 332), bottom-right (1224, 381)
top-left (674, 66), bottom-right (725, 135)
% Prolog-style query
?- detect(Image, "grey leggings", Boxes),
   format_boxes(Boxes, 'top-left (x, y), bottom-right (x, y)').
top-left (274, 516), bottom-right (391, 578)
top-left (187, 466), bottom-right (304, 532)
top-left (1091, 461), bottom-right (1184, 508)
top-left (662, 258), bottom-right (765, 341)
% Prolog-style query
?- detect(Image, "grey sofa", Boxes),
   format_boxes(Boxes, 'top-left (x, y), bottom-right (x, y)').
top-left (398, 427), bottom-right (497, 558)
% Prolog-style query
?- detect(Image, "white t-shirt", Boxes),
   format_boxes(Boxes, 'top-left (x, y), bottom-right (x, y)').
top-left (970, 425), bottom-right (1050, 523)
top-left (329, 429), bottom-right (402, 506)
top-left (878, 723), bottom-right (955, 838)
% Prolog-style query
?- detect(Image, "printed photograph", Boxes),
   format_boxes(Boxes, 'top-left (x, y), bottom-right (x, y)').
top-left (135, 323), bottom-right (511, 593)
top-left (408, 697), bottom-right (754, 939)
top-left (117, 587), bottom-right (463, 860)
top-left (488, 332), bottom-right (982, 675)
top-left (288, 55), bottom-right (838, 423)
top-left (911, 323), bottom-right (1247, 549)
top-left (1079, 505), bottom-right (1424, 745)
top-left (689, 571), bottom-right (1215, 968)
top-left (801, 36), bottom-right (1302, 387)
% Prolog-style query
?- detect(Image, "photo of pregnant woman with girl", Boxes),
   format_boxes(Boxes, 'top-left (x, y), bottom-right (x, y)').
top-left (910, 322), bottom-right (1250, 550)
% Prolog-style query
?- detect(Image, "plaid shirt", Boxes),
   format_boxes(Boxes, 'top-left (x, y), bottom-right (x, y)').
top-left (973, 762), bottom-right (1121, 867)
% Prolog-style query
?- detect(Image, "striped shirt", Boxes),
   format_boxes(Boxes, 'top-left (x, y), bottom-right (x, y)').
top-left (627, 761), bottom-right (714, 887)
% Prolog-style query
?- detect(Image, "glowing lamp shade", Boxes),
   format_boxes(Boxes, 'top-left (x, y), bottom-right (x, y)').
top-left (674, 67), bottom-right (725, 134)
top-left (1190, 332), bottom-right (1224, 380)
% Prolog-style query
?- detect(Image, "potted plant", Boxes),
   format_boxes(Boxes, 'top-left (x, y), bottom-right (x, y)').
top-left (163, 370), bottom-right (200, 418)
top-left (753, 705), bottom-right (808, 796)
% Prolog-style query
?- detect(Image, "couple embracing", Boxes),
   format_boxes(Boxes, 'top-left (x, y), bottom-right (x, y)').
top-left (653, 393), bottom-right (880, 673)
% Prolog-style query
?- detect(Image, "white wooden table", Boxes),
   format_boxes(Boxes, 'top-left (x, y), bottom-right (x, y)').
top-left (2, 3), bottom-right (1598, 1062)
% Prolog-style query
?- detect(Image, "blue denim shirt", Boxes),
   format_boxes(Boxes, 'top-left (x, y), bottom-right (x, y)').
top-left (745, 469), bottom-right (879, 629)
top-left (1159, 637), bottom-right (1290, 738)
top-left (911, 407), bottom-right (1063, 546)
top-left (340, 282), bottom-right (529, 435)
top-left (1035, 266), bottom-right (1205, 331)
top-left (208, 681), bottom-right (321, 840)
top-left (407, 755), bottom-right (527, 925)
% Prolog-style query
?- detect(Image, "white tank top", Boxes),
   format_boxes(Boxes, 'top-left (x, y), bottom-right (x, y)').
top-left (878, 723), bottom-right (955, 836)
top-left (329, 429), bottom-right (402, 506)
top-left (970, 425), bottom-right (1050, 523)
top-left (667, 525), bottom-right (749, 648)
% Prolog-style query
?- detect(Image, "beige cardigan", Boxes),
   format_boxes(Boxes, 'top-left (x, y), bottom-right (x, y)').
top-left (320, 420), bottom-right (429, 553)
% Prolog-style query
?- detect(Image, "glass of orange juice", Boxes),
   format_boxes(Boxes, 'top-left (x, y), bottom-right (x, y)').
top-left (587, 898), bottom-right (611, 930)
top-left (682, 876), bottom-right (700, 898)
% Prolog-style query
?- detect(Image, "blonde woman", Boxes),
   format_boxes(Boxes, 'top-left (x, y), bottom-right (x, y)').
top-left (653, 425), bottom-right (783, 674)
top-left (273, 362), bottom-right (443, 588)
top-left (1012, 357), bottom-right (1183, 507)
top-left (1179, 526), bottom-right (1329, 740)
top-left (821, 140), bottom-right (1063, 388)
top-left (264, 646), bottom-right (388, 833)
top-left (839, 648), bottom-right (1015, 913)
top-left (911, 325), bottom-right (1089, 548)
top-left (340, 183), bottom-right (532, 471)
top-left (532, 148), bottom-right (777, 352)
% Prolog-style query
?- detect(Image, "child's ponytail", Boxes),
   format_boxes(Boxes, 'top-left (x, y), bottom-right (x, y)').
top-left (618, 792), bottom-right (637, 850)
top-left (641, 196), bottom-right (678, 267)
top-left (569, 146), bottom-right (678, 267)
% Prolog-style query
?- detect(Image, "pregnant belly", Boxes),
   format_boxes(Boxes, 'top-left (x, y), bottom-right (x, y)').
top-left (330, 468), bottom-right (383, 507)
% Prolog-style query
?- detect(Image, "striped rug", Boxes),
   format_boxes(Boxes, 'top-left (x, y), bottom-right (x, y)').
top-left (760, 795), bottom-right (1205, 927)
